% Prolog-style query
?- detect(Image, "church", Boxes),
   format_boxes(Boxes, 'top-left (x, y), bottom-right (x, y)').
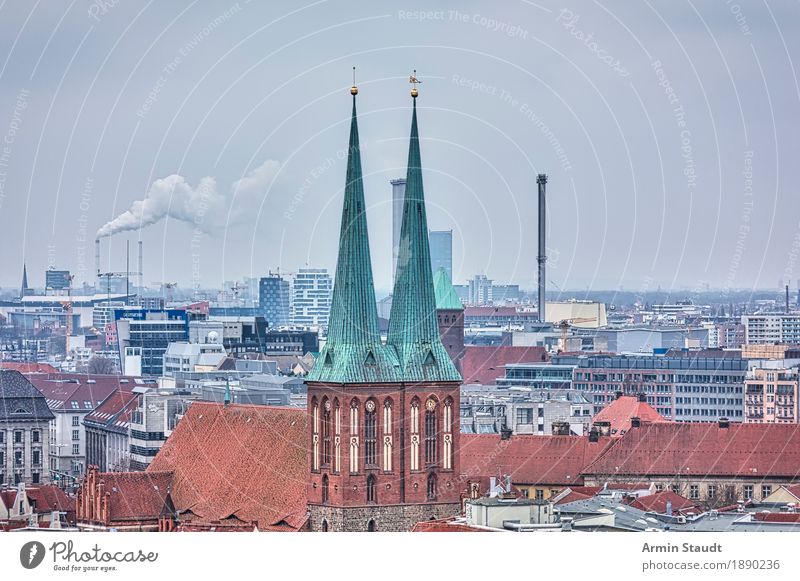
top-left (305, 78), bottom-right (464, 532)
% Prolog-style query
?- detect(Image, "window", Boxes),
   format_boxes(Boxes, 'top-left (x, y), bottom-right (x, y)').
top-left (707, 484), bottom-right (717, 499)
top-left (364, 401), bottom-right (377, 467)
top-left (367, 519), bottom-right (376, 532)
top-left (321, 519), bottom-right (329, 532)
top-left (15, 451), bottom-right (23, 466)
top-left (72, 430), bottom-right (80, 441)
top-left (427, 473), bottom-right (437, 500)
top-left (535, 489), bottom-right (544, 501)
top-left (743, 485), bottom-right (754, 501)
top-left (689, 485), bottom-right (699, 500)
top-left (321, 475), bottom-right (329, 504)
top-left (32, 472), bottom-right (40, 484)
top-left (425, 402), bottom-right (437, 465)
top-left (671, 484), bottom-right (680, 495)
top-left (0, 431), bottom-right (4, 443)
top-left (321, 399), bottom-right (331, 467)
top-left (32, 450), bottom-right (40, 466)
top-left (0, 452), bottom-right (3, 464)
top-left (516, 408), bottom-right (533, 424)
top-left (762, 485), bottom-right (772, 499)
top-left (366, 474), bottom-right (376, 503)
top-left (14, 431), bottom-right (22, 444)
top-left (72, 444), bottom-right (79, 455)
top-left (72, 416), bottom-right (80, 427)
top-left (410, 399), bottom-right (420, 471)
top-left (31, 430), bottom-right (39, 443)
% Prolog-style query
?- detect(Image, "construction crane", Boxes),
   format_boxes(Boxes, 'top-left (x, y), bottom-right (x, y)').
top-left (556, 317), bottom-right (597, 352)
top-left (152, 282), bottom-right (178, 302)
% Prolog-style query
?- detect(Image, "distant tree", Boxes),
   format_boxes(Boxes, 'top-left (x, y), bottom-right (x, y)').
top-left (87, 355), bottom-right (116, 374)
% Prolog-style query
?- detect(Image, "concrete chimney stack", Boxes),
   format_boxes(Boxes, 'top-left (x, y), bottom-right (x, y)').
top-left (138, 240), bottom-right (143, 290)
top-left (95, 238), bottom-right (101, 278)
top-left (537, 174), bottom-right (548, 323)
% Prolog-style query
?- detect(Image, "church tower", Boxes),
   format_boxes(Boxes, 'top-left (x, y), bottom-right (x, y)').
top-left (306, 77), bottom-right (462, 532)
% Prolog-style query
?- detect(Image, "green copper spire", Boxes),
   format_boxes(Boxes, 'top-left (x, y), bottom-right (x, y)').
top-left (308, 89), bottom-right (400, 384)
top-left (433, 267), bottom-right (463, 311)
top-left (387, 92), bottom-right (462, 383)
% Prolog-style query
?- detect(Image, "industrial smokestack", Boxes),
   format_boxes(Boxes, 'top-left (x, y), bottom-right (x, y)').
top-left (787, 284), bottom-right (790, 314)
top-left (138, 240), bottom-right (143, 291)
top-left (537, 174), bottom-right (548, 323)
top-left (95, 238), bottom-right (100, 278)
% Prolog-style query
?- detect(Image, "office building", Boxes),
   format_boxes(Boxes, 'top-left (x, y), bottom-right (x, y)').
top-left (744, 366), bottom-right (798, 423)
top-left (114, 309), bottom-right (190, 376)
top-left (429, 229), bottom-right (453, 280)
top-left (291, 268), bottom-right (332, 328)
top-left (259, 274), bottom-right (291, 327)
top-left (468, 274), bottom-right (493, 305)
top-left (742, 314), bottom-right (800, 344)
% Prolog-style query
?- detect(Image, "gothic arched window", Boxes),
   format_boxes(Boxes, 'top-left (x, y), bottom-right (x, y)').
top-left (410, 398), bottom-right (421, 471)
top-left (366, 474), bottom-right (376, 503)
top-left (321, 474), bottom-right (329, 504)
top-left (367, 519), bottom-right (376, 532)
top-left (364, 399), bottom-right (377, 466)
top-left (427, 473), bottom-right (437, 501)
top-left (321, 398), bottom-right (331, 467)
top-left (425, 398), bottom-right (438, 465)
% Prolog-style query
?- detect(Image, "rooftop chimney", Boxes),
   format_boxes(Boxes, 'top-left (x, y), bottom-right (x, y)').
top-left (594, 421), bottom-right (611, 437)
top-left (718, 417), bottom-right (730, 429)
top-left (588, 427), bottom-right (599, 443)
top-left (500, 426), bottom-right (513, 440)
top-left (537, 173), bottom-right (547, 323)
top-left (552, 421), bottom-right (571, 436)
top-left (637, 393), bottom-right (647, 402)
top-left (631, 416), bottom-right (641, 428)
top-left (614, 390), bottom-right (623, 400)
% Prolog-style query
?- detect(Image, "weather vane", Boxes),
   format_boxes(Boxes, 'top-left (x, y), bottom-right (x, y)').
top-left (409, 69), bottom-right (421, 98)
top-left (351, 66), bottom-right (358, 95)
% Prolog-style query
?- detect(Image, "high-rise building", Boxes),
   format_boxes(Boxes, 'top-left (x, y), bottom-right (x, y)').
top-left (468, 274), bottom-right (493, 305)
top-left (114, 309), bottom-right (189, 376)
top-left (307, 85), bottom-right (462, 532)
top-left (45, 269), bottom-right (72, 292)
top-left (742, 314), bottom-right (800, 344)
top-left (291, 268), bottom-right (332, 328)
top-left (259, 274), bottom-right (291, 327)
top-left (429, 229), bottom-right (453, 280)
top-left (744, 366), bottom-right (798, 423)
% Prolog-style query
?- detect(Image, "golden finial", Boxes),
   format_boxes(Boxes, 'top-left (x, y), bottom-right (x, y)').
top-left (409, 69), bottom-right (421, 98)
top-left (350, 66), bottom-right (358, 95)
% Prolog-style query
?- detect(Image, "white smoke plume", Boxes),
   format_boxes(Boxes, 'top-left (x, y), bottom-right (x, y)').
top-left (96, 159), bottom-right (281, 238)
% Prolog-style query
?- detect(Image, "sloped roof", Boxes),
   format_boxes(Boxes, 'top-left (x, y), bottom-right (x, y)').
top-left (553, 486), bottom-right (602, 505)
top-left (460, 434), bottom-right (615, 487)
top-left (98, 471), bottom-right (174, 522)
top-left (412, 518), bottom-right (491, 532)
top-left (26, 485), bottom-right (74, 514)
top-left (0, 362), bottom-right (58, 373)
top-left (386, 96), bottom-right (461, 384)
top-left (433, 268), bottom-right (463, 310)
top-left (0, 370), bottom-right (54, 422)
top-left (628, 491), bottom-right (702, 515)
top-left (147, 402), bottom-right (309, 531)
top-left (582, 422), bottom-right (800, 478)
top-left (27, 373), bottom-right (146, 411)
top-left (592, 395), bottom-right (668, 435)
top-left (308, 93), bottom-right (401, 385)
top-left (84, 389), bottom-right (138, 433)
top-left (461, 346), bottom-right (549, 384)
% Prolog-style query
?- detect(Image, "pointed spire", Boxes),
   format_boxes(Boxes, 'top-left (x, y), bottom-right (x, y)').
top-left (433, 267), bottom-right (463, 311)
top-left (308, 82), bottom-right (400, 384)
top-left (224, 376), bottom-right (231, 406)
top-left (20, 263), bottom-right (29, 298)
top-left (387, 86), bottom-right (461, 383)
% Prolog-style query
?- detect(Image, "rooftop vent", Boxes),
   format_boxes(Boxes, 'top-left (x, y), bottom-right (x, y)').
top-left (718, 417), bottom-right (730, 428)
top-left (631, 416), bottom-right (641, 428)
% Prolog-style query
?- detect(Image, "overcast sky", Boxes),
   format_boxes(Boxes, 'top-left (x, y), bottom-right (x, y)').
top-left (1, 0), bottom-right (798, 296)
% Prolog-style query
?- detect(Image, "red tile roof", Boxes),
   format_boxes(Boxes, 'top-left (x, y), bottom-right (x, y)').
top-left (460, 434), bottom-right (614, 487)
top-left (583, 422), bottom-right (800, 479)
top-left (460, 346), bottom-right (549, 384)
top-left (592, 396), bottom-right (668, 435)
top-left (84, 389), bottom-right (138, 432)
top-left (412, 518), bottom-right (492, 532)
top-left (753, 512), bottom-right (800, 522)
top-left (0, 490), bottom-right (17, 510)
top-left (97, 471), bottom-right (174, 522)
top-left (780, 484), bottom-right (800, 501)
top-left (554, 486), bottom-right (602, 504)
top-left (26, 373), bottom-right (145, 411)
top-left (0, 362), bottom-right (58, 373)
top-left (26, 485), bottom-right (74, 515)
top-left (147, 402), bottom-right (309, 531)
top-left (628, 491), bottom-right (702, 515)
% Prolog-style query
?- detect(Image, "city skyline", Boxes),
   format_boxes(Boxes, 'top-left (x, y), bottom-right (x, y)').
top-left (1, 2), bottom-right (798, 292)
